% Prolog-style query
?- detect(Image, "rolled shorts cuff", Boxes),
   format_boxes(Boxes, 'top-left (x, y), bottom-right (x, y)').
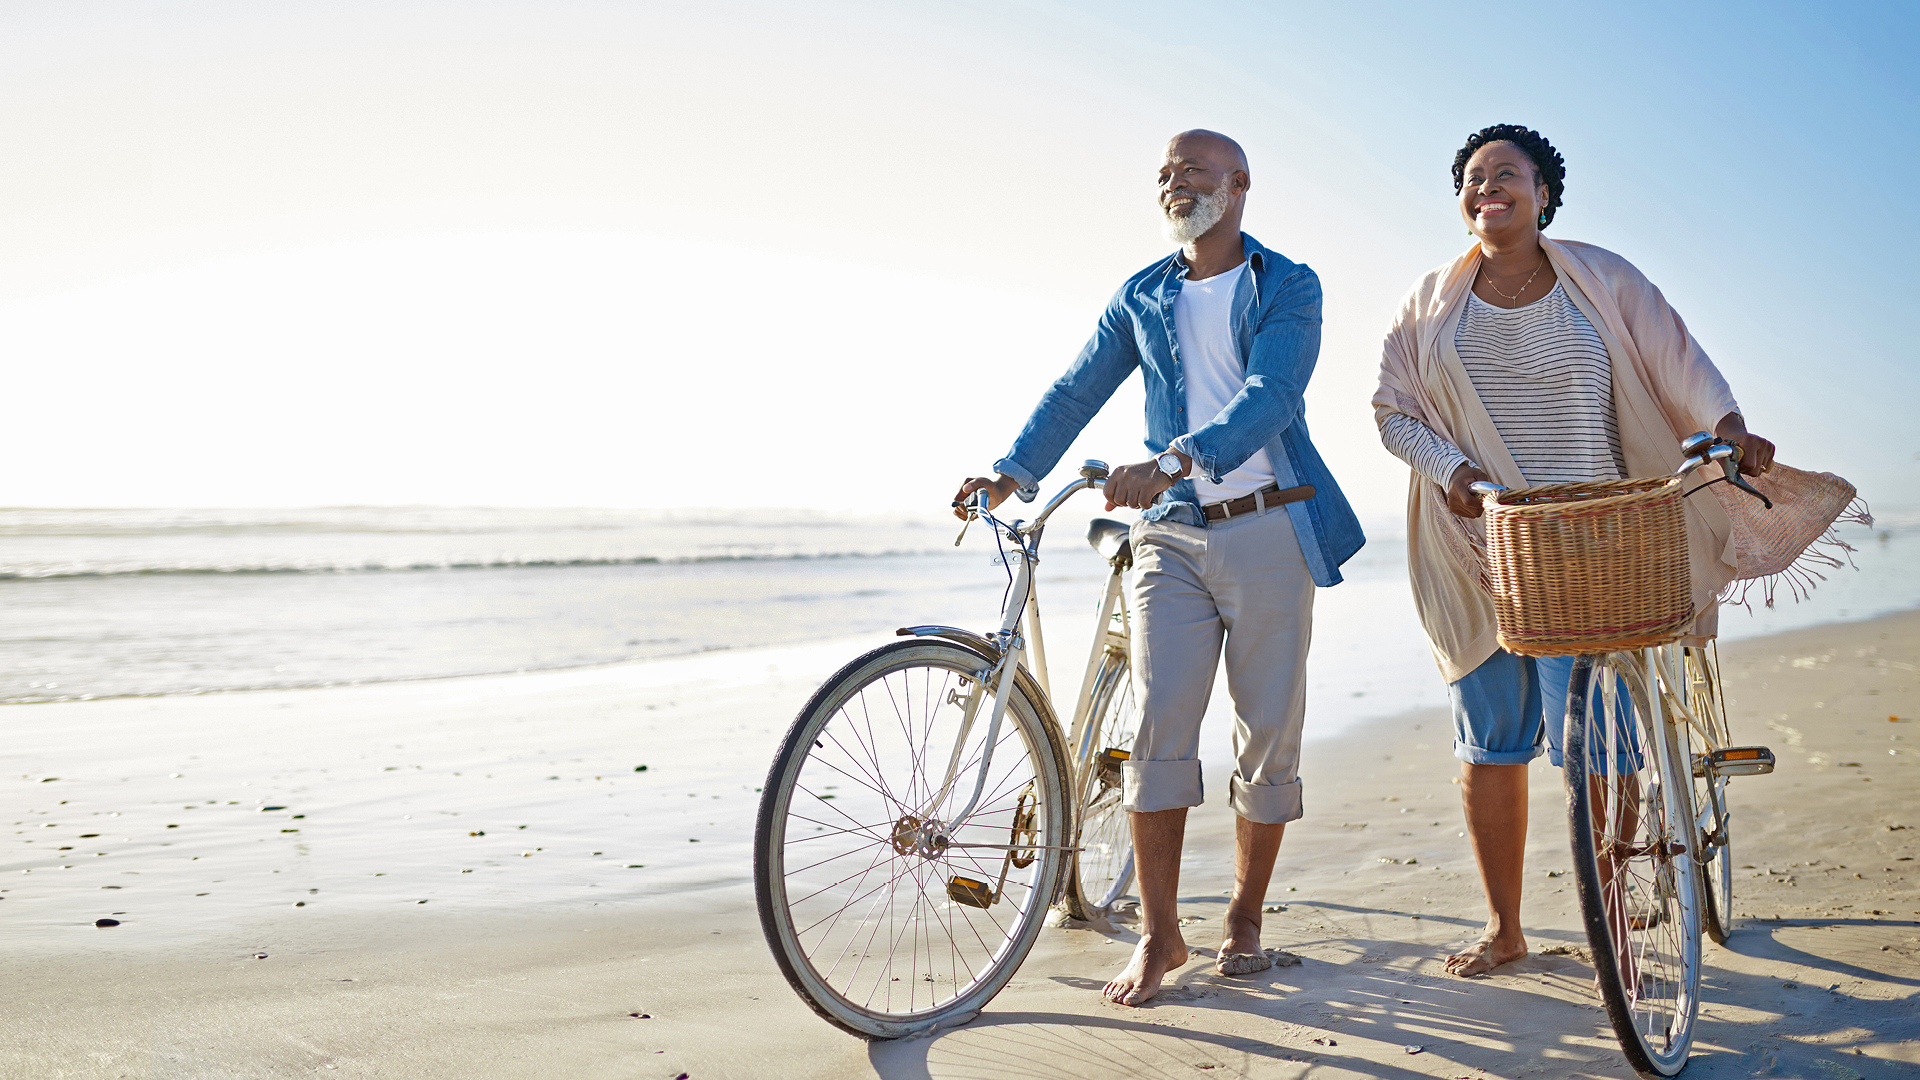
top-left (1121, 758), bottom-right (1202, 814)
top-left (1228, 775), bottom-right (1302, 825)
top-left (1452, 741), bottom-right (1546, 766)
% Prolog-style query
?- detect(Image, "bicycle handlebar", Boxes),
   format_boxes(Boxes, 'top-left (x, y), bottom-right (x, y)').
top-left (1675, 433), bottom-right (1772, 509)
top-left (1463, 435), bottom-right (1772, 510)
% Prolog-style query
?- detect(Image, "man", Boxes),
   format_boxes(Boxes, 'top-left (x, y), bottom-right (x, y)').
top-left (953, 130), bottom-right (1363, 1005)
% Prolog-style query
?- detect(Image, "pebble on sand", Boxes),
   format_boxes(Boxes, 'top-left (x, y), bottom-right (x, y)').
top-left (94, 918), bottom-right (120, 927)
top-left (635, 765), bottom-right (649, 772)
top-left (1404, 1045), bottom-right (1424, 1055)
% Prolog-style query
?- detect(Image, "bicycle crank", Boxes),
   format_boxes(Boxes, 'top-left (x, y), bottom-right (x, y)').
top-left (945, 782), bottom-right (1042, 910)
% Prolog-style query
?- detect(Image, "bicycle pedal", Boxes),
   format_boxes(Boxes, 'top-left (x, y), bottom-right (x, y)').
top-left (1709, 746), bottom-right (1775, 776)
top-left (1095, 747), bottom-right (1130, 784)
top-left (946, 875), bottom-right (996, 909)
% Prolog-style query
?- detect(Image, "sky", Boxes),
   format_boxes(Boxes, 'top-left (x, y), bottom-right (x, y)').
top-left (0, 0), bottom-right (1914, 519)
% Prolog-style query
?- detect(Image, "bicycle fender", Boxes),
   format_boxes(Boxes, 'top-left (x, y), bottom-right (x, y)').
top-left (896, 625), bottom-right (1001, 663)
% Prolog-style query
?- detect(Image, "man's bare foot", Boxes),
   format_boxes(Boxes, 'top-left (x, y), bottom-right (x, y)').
top-left (1444, 931), bottom-right (1527, 977)
top-left (1102, 932), bottom-right (1189, 1006)
top-left (1212, 910), bottom-right (1272, 975)
top-left (1219, 910), bottom-right (1261, 957)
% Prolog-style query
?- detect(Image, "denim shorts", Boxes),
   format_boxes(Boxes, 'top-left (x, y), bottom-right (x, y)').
top-left (1448, 650), bottom-right (1642, 772)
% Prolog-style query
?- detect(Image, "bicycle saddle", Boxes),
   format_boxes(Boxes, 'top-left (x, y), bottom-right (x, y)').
top-left (1085, 518), bottom-right (1133, 568)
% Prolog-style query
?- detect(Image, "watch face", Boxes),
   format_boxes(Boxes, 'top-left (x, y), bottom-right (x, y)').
top-left (1158, 453), bottom-right (1182, 476)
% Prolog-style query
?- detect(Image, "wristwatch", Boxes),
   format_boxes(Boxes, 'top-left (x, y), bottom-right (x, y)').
top-left (1156, 451), bottom-right (1185, 479)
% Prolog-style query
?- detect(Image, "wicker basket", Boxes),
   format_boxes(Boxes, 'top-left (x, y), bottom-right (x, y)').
top-left (1480, 477), bottom-right (1694, 657)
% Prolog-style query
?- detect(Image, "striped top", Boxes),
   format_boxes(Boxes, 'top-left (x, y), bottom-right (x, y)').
top-left (1456, 282), bottom-right (1624, 484)
top-left (1379, 281), bottom-right (1625, 487)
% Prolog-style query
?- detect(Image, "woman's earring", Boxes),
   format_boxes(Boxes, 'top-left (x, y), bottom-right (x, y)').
top-left (1538, 210), bottom-right (1549, 227)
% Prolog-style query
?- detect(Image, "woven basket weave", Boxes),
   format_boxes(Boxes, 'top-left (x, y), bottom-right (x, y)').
top-left (1481, 477), bottom-right (1694, 657)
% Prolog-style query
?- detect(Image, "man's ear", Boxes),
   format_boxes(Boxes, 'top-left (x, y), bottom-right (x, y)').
top-left (1233, 170), bottom-right (1251, 195)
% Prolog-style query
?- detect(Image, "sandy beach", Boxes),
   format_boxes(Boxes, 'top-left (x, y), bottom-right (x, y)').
top-left (4, 609), bottom-right (1916, 1080)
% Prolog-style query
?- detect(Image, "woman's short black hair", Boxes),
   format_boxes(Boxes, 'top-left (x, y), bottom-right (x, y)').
top-left (1452, 124), bottom-right (1566, 228)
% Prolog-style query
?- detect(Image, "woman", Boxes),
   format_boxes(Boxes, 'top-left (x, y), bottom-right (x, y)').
top-left (1371, 124), bottom-right (1774, 977)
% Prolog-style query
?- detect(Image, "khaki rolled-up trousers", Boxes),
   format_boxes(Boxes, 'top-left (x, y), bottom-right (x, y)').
top-left (1119, 503), bottom-right (1314, 825)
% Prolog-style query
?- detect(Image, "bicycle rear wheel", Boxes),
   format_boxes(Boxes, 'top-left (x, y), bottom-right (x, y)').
top-left (754, 639), bottom-right (1071, 1039)
top-left (1563, 653), bottom-right (1703, 1077)
top-left (1678, 646), bottom-right (1735, 944)
top-left (1063, 647), bottom-right (1138, 920)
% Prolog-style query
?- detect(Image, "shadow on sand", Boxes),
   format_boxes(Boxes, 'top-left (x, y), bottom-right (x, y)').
top-left (863, 904), bottom-right (1919, 1080)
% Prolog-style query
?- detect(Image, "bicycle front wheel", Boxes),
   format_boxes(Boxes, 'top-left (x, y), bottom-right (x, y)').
top-left (754, 639), bottom-right (1072, 1039)
top-left (1063, 647), bottom-right (1138, 920)
top-left (1563, 653), bottom-right (1703, 1077)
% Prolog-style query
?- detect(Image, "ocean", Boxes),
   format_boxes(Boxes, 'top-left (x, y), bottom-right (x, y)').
top-left (2, 500), bottom-right (1913, 949)
top-left (3, 502), bottom-right (1915, 723)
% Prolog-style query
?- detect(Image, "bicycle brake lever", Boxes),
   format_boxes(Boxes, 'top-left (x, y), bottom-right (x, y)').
top-left (1720, 452), bottom-right (1773, 510)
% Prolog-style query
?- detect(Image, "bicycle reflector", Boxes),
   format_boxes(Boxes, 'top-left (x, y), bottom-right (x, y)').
top-left (947, 875), bottom-right (996, 909)
top-left (1708, 746), bottom-right (1775, 776)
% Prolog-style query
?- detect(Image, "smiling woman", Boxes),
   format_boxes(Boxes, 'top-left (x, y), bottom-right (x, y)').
top-left (1370, 121), bottom-right (1782, 984)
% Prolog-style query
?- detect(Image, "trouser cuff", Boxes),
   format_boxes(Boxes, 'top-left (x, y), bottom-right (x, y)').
top-left (1121, 758), bottom-right (1202, 814)
top-left (1228, 775), bottom-right (1302, 825)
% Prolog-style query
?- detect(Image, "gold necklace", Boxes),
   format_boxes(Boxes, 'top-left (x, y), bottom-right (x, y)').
top-left (1481, 254), bottom-right (1546, 302)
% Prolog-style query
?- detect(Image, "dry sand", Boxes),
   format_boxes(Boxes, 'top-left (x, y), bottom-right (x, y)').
top-left (4, 612), bottom-right (1917, 1079)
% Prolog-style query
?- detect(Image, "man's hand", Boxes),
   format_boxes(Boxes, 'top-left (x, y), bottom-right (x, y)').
top-left (952, 475), bottom-right (1019, 520)
top-left (1713, 411), bottom-right (1775, 476)
top-left (1446, 462), bottom-right (1494, 518)
top-left (1104, 458), bottom-right (1179, 511)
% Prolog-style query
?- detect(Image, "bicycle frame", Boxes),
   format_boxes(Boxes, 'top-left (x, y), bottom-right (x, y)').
top-left (905, 465), bottom-right (1117, 842)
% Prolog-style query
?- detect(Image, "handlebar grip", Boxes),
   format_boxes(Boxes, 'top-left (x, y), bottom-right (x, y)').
top-left (1468, 481), bottom-right (1509, 498)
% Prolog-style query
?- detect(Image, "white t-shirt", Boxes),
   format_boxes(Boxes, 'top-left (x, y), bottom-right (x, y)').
top-left (1173, 261), bottom-right (1275, 503)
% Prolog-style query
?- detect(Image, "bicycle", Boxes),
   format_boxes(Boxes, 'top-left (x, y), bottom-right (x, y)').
top-left (753, 460), bottom-right (1142, 1039)
top-left (1474, 433), bottom-right (1778, 1077)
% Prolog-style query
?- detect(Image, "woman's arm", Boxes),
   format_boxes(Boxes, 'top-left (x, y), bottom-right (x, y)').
top-left (1380, 411), bottom-right (1493, 517)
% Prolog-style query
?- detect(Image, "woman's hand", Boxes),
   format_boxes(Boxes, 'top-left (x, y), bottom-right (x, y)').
top-left (1446, 462), bottom-right (1494, 518)
top-left (952, 475), bottom-right (1018, 520)
top-left (1713, 411), bottom-right (1775, 476)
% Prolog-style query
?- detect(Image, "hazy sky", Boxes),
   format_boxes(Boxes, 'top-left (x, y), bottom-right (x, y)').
top-left (1, 0), bottom-right (1913, 518)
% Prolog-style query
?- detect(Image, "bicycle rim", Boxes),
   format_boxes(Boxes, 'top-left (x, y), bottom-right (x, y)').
top-left (1065, 650), bottom-right (1137, 919)
top-left (1564, 653), bottom-right (1702, 1077)
top-left (1681, 647), bottom-right (1735, 944)
top-left (754, 640), bottom-right (1070, 1039)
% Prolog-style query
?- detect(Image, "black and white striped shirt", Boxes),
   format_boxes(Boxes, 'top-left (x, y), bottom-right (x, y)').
top-left (1379, 282), bottom-right (1625, 488)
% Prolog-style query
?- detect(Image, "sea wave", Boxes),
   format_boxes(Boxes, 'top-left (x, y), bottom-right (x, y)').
top-left (0, 547), bottom-right (959, 581)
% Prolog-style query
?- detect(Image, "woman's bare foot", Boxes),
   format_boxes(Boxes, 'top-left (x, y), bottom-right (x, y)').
top-left (1444, 929), bottom-right (1528, 977)
top-left (1102, 931), bottom-right (1189, 1006)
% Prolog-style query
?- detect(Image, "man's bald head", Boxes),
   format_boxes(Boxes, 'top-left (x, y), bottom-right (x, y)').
top-left (1157, 130), bottom-right (1249, 247)
top-left (1166, 129), bottom-right (1248, 176)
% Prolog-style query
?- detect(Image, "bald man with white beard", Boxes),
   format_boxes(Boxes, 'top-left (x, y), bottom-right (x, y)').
top-left (954, 130), bottom-right (1365, 1004)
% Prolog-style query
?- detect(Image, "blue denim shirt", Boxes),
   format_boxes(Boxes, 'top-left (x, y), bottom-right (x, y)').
top-left (993, 234), bottom-right (1365, 586)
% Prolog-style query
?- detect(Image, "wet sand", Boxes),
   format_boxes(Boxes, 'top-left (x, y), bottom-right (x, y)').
top-left (3, 612), bottom-right (1917, 1079)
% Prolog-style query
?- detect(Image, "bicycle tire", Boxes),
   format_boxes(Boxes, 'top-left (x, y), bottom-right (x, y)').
top-left (1679, 647), bottom-right (1735, 944)
top-left (754, 639), bottom-right (1072, 1039)
top-left (1563, 653), bottom-right (1703, 1077)
top-left (1062, 647), bottom-right (1138, 920)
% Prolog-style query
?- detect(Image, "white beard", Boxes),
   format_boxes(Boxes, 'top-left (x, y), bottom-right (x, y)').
top-left (1162, 187), bottom-right (1232, 244)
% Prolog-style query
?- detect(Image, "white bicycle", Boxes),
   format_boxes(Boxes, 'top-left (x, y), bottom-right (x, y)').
top-left (754, 460), bottom-right (1143, 1038)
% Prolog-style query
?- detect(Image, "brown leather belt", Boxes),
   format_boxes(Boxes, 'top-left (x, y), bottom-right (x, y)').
top-left (1201, 483), bottom-right (1315, 521)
